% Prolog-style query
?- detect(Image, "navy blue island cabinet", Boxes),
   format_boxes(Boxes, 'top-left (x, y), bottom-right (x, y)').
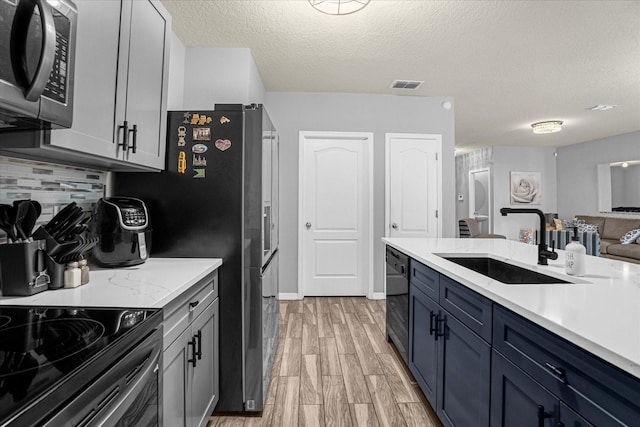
top-left (404, 255), bottom-right (640, 427)
top-left (408, 260), bottom-right (492, 427)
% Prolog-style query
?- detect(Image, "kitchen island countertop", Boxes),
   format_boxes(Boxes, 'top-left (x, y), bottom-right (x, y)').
top-left (383, 237), bottom-right (640, 380)
top-left (0, 258), bottom-right (222, 308)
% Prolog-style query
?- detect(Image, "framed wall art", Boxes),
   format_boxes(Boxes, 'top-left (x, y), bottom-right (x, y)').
top-left (510, 171), bottom-right (541, 205)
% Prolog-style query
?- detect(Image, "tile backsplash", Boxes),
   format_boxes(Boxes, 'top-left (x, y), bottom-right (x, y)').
top-left (0, 155), bottom-right (106, 240)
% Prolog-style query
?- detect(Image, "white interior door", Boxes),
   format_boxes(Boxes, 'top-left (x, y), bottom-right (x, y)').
top-left (469, 168), bottom-right (491, 234)
top-left (385, 134), bottom-right (441, 238)
top-left (299, 132), bottom-right (373, 297)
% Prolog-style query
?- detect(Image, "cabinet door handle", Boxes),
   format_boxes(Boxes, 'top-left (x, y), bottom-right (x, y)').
top-left (537, 405), bottom-right (552, 427)
top-left (429, 311), bottom-right (436, 335)
top-left (189, 300), bottom-right (199, 311)
top-left (434, 314), bottom-right (445, 340)
top-left (188, 336), bottom-right (197, 367)
top-left (195, 330), bottom-right (202, 360)
top-left (128, 124), bottom-right (138, 153)
top-left (118, 120), bottom-right (129, 151)
top-left (544, 362), bottom-right (566, 382)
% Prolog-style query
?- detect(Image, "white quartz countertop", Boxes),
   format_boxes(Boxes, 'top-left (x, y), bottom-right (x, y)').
top-left (0, 258), bottom-right (222, 309)
top-left (383, 237), bottom-right (640, 380)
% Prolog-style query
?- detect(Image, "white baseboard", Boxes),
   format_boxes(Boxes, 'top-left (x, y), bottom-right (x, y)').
top-left (369, 292), bottom-right (386, 300)
top-left (278, 293), bottom-right (303, 300)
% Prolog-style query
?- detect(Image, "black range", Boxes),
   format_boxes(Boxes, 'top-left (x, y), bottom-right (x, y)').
top-left (0, 305), bottom-right (162, 427)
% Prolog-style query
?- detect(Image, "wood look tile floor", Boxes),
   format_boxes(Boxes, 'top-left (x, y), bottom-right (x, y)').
top-left (208, 298), bottom-right (442, 427)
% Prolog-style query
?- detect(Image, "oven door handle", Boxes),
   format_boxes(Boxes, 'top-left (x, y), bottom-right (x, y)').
top-left (89, 340), bottom-right (161, 426)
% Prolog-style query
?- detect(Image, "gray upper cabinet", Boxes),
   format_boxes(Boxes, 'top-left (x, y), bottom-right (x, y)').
top-left (1, 0), bottom-right (170, 171)
top-left (114, 0), bottom-right (169, 169)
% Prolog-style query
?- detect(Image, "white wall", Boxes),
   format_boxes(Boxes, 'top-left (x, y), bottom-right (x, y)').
top-left (183, 48), bottom-right (266, 108)
top-left (265, 92), bottom-right (456, 297)
top-left (492, 146), bottom-right (558, 240)
top-left (167, 32), bottom-right (186, 109)
top-left (557, 131), bottom-right (640, 217)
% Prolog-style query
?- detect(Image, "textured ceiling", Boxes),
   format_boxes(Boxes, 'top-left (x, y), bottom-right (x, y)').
top-left (162, 0), bottom-right (640, 151)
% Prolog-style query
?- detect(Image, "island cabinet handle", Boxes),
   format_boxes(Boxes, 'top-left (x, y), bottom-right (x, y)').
top-left (188, 337), bottom-right (198, 367)
top-left (434, 314), bottom-right (445, 340)
top-left (537, 405), bottom-right (552, 427)
top-left (189, 300), bottom-right (200, 311)
top-left (545, 362), bottom-right (567, 382)
top-left (429, 311), bottom-right (436, 335)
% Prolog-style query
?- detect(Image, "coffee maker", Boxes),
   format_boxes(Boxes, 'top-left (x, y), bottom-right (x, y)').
top-left (90, 197), bottom-right (152, 267)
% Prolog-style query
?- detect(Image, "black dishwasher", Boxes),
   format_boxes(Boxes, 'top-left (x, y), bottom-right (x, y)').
top-left (385, 246), bottom-right (409, 363)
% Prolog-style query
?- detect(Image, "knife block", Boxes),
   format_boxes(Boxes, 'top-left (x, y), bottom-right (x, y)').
top-left (0, 240), bottom-right (50, 296)
top-left (46, 254), bottom-right (66, 290)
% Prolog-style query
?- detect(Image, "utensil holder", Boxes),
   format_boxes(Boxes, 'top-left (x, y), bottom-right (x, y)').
top-left (45, 253), bottom-right (66, 290)
top-left (0, 240), bottom-right (50, 296)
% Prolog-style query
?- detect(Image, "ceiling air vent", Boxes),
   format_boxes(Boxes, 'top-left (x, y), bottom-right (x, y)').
top-left (391, 80), bottom-right (423, 90)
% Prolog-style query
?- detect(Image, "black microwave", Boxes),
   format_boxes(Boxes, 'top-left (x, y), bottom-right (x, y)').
top-left (0, 0), bottom-right (77, 131)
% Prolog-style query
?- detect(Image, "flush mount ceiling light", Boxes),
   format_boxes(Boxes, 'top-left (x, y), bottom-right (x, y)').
top-left (531, 120), bottom-right (563, 134)
top-left (586, 104), bottom-right (618, 111)
top-left (308, 0), bottom-right (370, 15)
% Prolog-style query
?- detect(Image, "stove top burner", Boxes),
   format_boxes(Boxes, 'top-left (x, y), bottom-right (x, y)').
top-left (0, 305), bottom-right (160, 426)
top-left (0, 318), bottom-right (105, 376)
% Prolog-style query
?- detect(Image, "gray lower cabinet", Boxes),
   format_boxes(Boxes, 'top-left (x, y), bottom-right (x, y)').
top-left (405, 255), bottom-right (640, 427)
top-left (408, 260), bottom-right (491, 427)
top-left (163, 271), bottom-right (219, 427)
top-left (1, 0), bottom-right (170, 171)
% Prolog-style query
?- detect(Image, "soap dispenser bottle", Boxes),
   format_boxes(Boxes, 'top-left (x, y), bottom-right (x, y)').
top-left (565, 226), bottom-right (586, 276)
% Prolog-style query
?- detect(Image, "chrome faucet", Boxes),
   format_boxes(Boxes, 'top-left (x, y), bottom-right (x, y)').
top-left (500, 207), bottom-right (558, 265)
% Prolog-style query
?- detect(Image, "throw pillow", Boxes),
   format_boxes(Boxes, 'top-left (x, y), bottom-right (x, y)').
top-left (620, 229), bottom-right (640, 244)
top-left (578, 223), bottom-right (599, 233)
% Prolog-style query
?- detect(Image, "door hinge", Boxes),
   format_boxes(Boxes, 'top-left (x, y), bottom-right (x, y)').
top-left (435, 210), bottom-right (438, 218)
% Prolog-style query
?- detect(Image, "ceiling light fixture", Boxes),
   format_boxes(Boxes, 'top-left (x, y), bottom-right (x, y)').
top-left (531, 120), bottom-right (563, 134)
top-left (586, 104), bottom-right (617, 111)
top-left (308, 0), bottom-right (370, 15)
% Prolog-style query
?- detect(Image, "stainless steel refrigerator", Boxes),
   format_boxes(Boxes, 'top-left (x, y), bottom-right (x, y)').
top-left (111, 104), bottom-right (279, 413)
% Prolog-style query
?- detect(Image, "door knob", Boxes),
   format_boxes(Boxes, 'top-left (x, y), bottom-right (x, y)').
top-left (391, 223), bottom-right (398, 230)
top-left (306, 222), bottom-right (312, 229)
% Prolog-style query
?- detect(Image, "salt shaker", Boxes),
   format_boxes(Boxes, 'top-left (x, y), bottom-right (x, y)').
top-left (64, 262), bottom-right (81, 288)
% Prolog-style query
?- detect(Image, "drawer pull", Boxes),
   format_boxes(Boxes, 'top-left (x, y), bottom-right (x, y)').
top-left (189, 300), bottom-right (200, 311)
top-left (545, 362), bottom-right (566, 382)
top-left (537, 405), bottom-right (552, 427)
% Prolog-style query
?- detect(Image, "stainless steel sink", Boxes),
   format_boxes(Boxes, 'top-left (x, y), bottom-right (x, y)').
top-left (439, 255), bottom-right (570, 284)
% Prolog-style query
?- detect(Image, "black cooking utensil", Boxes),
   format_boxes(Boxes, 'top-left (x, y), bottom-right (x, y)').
top-left (13, 201), bottom-right (31, 240)
top-left (16, 201), bottom-right (38, 239)
top-left (0, 204), bottom-right (18, 242)
top-left (44, 202), bottom-right (77, 234)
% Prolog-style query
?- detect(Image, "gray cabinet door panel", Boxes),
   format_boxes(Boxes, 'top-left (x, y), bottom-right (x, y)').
top-left (122, 0), bottom-right (169, 169)
top-left (490, 350), bottom-right (557, 427)
top-left (190, 299), bottom-right (219, 427)
top-left (409, 283), bottom-right (439, 406)
top-left (163, 326), bottom-right (191, 427)
top-left (437, 311), bottom-right (490, 427)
